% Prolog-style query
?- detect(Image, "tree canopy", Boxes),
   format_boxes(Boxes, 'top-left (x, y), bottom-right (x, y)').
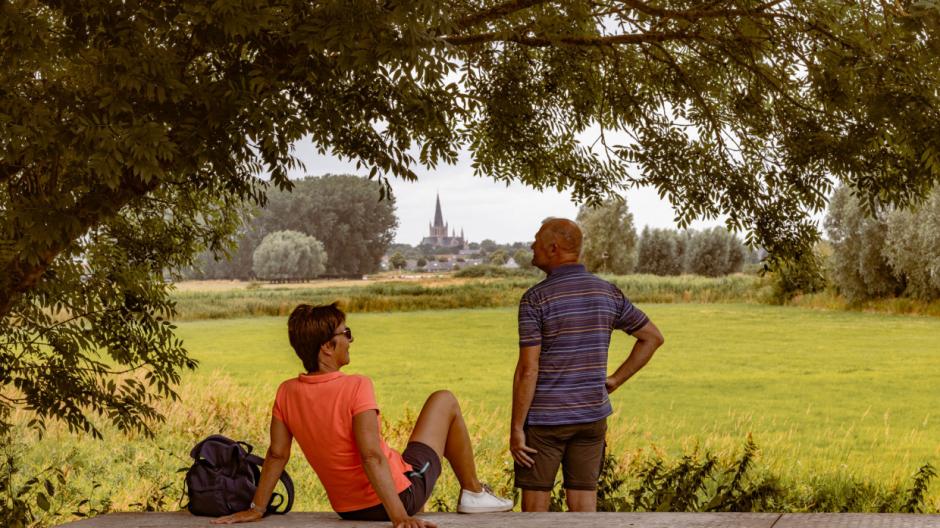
top-left (637, 227), bottom-right (683, 276)
top-left (3, 0), bottom-right (940, 436)
top-left (252, 230), bottom-right (327, 280)
top-left (825, 185), bottom-right (940, 302)
top-left (825, 185), bottom-right (903, 302)
top-left (685, 227), bottom-right (746, 277)
top-left (256, 175), bottom-right (397, 276)
top-left (187, 174), bottom-right (397, 279)
top-left (884, 189), bottom-right (940, 300)
top-left (389, 252), bottom-right (407, 270)
top-left (577, 197), bottom-right (638, 274)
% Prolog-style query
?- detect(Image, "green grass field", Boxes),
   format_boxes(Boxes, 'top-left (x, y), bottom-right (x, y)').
top-left (176, 304), bottom-right (939, 476)
top-left (14, 303), bottom-right (940, 523)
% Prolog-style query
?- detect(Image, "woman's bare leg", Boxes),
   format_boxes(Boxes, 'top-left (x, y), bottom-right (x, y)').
top-left (408, 390), bottom-right (483, 492)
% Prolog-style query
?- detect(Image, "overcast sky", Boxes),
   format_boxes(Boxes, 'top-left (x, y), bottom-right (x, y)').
top-left (288, 136), bottom-right (728, 245)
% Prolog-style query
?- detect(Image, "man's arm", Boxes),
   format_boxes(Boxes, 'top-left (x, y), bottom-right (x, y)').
top-left (212, 416), bottom-right (292, 524)
top-left (606, 321), bottom-right (664, 394)
top-left (510, 344), bottom-right (540, 467)
top-left (353, 410), bottom-right (436, 528)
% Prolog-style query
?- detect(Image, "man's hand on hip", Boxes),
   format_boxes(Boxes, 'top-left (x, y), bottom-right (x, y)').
top-left (605, 376), bottom-right (619, 394)
top-left (510, 427), bottom-right (538, 467)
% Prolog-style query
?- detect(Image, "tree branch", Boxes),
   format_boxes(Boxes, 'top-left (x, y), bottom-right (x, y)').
top-left (643, 41), bottom-right (732, 158)
top-left (443, 29), bottom-right (706, 47)
top-left (0, 173), bottom-right (158, 319)
top-left (617, 0), bottom-right (788, 22)
top-left (0, 163), bottom-right (21, 185)
top-left (0, 392), bottom-right (27, 405)
top-left (451, 0), bottom-right (553, 31)
top-left (4, 362), bottom-right (150, 377)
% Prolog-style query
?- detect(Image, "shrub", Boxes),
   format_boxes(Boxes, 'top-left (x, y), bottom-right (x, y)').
top-left (512, 249), bottom-right (534, 269)
top-left (453, 265), bottom-right (537, 278)
top-left (488, 250), bottom-right (508, 266)
top-left (388, 252), bottom-right (407, 270)
top-left (542, 438), bottom-right (936, 513)
top-left (768, 248), bottom-right (828, 304)
top-left (1, 433), bottom-right (111, 528)
top-left (252, 230), bottom-right (326, 280)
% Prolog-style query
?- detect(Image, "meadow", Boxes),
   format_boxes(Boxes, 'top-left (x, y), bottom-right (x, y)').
top-left (168, 273), bottom-right (940, 322)
top-left (169, 273), bottom-right (764, 320)
top-left (11, 302), bottom-right (939, 525)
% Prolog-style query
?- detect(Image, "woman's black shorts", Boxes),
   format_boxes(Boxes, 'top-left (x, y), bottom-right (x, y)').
top-left (337, 441), bottom-right (442, 521)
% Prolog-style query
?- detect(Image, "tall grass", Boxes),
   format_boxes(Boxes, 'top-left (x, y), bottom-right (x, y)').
top-left (170, 274), bottom-right (763, 321)
top-left (785, 291), bottom-right (940, 317)
top-left (603, 274), bottom-right (764, 304)
top-left (5, 375), bottom-right (936, 527)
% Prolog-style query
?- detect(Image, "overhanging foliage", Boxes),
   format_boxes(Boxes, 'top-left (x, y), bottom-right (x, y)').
top-left (2, 0), bottom-right (940, 436)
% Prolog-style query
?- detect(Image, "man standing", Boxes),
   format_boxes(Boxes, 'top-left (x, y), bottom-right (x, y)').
top-left (510, 218), bottom-right (664, 512)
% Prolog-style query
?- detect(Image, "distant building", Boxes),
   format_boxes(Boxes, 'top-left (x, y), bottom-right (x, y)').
top-left (419, 194), bottom-right (466, 249)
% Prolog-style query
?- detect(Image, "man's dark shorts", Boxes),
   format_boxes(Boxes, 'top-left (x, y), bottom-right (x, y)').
top-left (514, 418), bottom-right (607, 491)
top-left (338, 441), bottom-right (442, 521)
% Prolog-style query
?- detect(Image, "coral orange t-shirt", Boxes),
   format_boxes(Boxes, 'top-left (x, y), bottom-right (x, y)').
top-left (271, 372), bottom-right (412, 512)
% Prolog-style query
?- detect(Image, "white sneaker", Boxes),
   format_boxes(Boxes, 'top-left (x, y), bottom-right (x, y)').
top-left (457, 483), bottom-right (514, 513)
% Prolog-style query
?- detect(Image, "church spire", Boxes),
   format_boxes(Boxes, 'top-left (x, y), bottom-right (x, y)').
top-left (433, 193), bottom-right (444, 228)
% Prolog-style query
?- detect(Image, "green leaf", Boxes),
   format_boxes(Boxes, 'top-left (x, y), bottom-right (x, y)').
top-left (36, 492), bottom-right (50, 511)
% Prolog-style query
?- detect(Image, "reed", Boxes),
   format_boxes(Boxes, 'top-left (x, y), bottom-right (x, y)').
top-left (169, 274), bottom-right (764, 321)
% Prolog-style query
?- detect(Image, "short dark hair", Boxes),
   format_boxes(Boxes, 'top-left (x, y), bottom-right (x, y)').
top-left (287, 302), bottom-right (345, 373)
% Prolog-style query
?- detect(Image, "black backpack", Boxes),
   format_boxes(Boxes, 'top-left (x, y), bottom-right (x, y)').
top-left (183, 434), bottom-right (294, 517)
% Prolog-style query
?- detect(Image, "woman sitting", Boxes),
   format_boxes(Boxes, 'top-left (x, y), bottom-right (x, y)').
top-left (213, 303), bottom-right (512, 528)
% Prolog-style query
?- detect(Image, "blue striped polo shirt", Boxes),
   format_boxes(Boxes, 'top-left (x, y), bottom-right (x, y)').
top-left (518, 264), bottom-right (650, 426)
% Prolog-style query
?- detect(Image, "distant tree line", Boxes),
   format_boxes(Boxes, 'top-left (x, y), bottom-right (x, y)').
top-left (576, 197), bottom-right (752, 277)
top-left (186, 175), bottom-right (397, 280)
top-left (573, 186), bottom-right (940, 302)
top-left (636, 227), bottom-right (750, 277)
top-left (388, 239), bottom-right (532, 260)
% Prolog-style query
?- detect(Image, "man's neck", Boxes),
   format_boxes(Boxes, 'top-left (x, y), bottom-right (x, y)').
top-left (544, 259), bottom-right (580, 274)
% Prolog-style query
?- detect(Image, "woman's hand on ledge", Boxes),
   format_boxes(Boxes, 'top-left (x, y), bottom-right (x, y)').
top-left (393, 515), bottom-right (438, 528)
top-left (210, 509), bottom-right (263, 524)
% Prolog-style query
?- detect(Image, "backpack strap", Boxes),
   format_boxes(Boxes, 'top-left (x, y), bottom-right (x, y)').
top-left (246, 454), bottom-right (295, 515)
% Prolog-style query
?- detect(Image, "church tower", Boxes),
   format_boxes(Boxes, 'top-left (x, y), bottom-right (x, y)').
top-left (430, 194), bottom-right (448, 238)
top-left (420, 193), bottom-right (465, 249)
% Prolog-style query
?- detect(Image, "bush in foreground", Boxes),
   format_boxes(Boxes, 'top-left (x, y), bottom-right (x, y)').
top-left (505, 438), bottom-right (936, 514)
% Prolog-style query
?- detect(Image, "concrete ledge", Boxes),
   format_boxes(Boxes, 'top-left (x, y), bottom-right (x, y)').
top-left (58, 512), bottom-right (940, 528)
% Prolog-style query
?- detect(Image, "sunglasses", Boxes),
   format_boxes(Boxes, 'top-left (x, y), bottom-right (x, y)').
top-left (332, 327), bottom-right (352, 340)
